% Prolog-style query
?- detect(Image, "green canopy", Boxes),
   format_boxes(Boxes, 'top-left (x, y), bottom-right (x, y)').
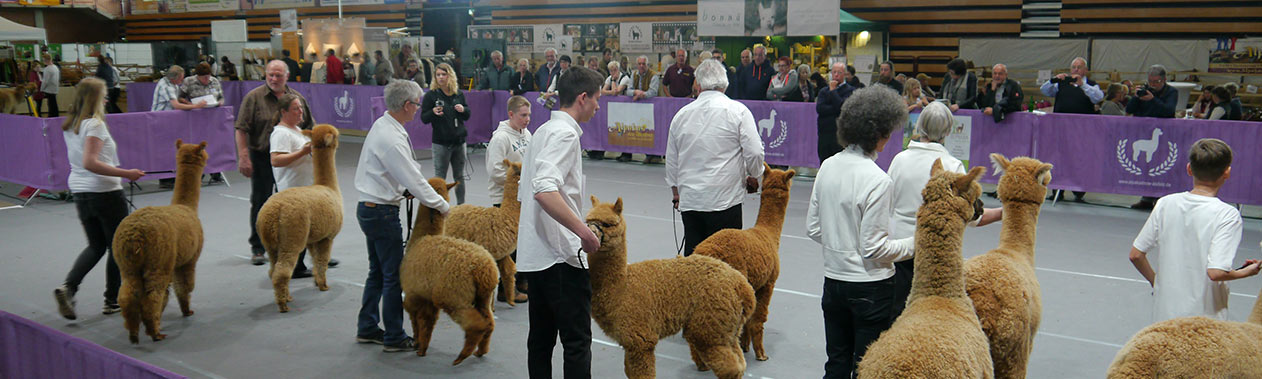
top-left (838, 9), bottom-right (886, 33)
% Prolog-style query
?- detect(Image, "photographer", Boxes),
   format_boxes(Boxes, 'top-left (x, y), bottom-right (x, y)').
top-left (1040, 57), bottom-right (1103, 115)
top-left (1126, 65), bottom-right (1178, 119)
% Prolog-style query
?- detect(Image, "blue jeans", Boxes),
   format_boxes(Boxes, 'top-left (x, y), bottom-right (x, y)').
top-left (356, 202), bottom-right (407, 344)
top-left (431, 143), bottom-right (467, 205)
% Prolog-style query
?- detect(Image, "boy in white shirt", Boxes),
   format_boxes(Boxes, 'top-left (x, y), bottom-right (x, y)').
top-left (268, 94), bottom-right (315, 278)
top-left (487, 95), bottom-right (533, 304)
top-left (1129, 138), bottom-right (1258, 322)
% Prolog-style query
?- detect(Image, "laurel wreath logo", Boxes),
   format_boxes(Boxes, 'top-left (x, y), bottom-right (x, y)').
top-left (1117, 139), bottom-right (1179, 177)
top-left (1116, 139), bottom-right (1143, 175)
top-left (1148, 141), bottom-right (1178, 177)
top-left (768, 120), bottom-right (788, 149)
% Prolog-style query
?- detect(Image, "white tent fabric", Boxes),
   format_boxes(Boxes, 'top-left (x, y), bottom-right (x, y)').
top-left (1091, 39), bottom-right (1211, 82)
top-left (960, 38), bottom-right (1089, 73)
top-left (0, 16), bottom-right (47, 42)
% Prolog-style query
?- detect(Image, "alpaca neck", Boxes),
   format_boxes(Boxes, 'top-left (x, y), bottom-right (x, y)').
top-left (587, 236), bottom-right (627, 294)
top-left (997, 200), bottom-right (1041, 263)
top-left (907, 207), bottom-right (968, 302)
top-left (311, 147), bottom-right (339, 190)
top-left (407, 207), bottom-right (443, 246)
top-left (170, 164), bottom-right (203, 209)
top-left (501, 177), bottom-right (521, 216)
top-left (753, 188), bottom-right (789, 234)
top-left (1249, 287), bottom-right (1262, 325)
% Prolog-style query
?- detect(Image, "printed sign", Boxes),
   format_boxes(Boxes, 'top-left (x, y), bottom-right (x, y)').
top-left (533, 24), bottom-right (564, 55)
top-left (621, 22), bottom-right (652, 53)
top-left (699, 0), bottom-right (838, 36)
top-left (280, 9), bottom-right (298, 32)
top-left (606, 102), bottom-right (655, 148)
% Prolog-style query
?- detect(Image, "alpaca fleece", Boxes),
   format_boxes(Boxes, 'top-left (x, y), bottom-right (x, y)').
top-left (445, 160), bottom-right (524, 305)
top-left (1107, 297), bottom-right (1262, 378)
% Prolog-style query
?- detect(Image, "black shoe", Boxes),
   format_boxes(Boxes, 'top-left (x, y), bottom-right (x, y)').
top-left (328, 258), bottom-right (339, 268)
top-left (616, 154), bottom-right (632, 163)
top-left (102, 302), bottom-right (121, 315)
top-left (383, 337), bottom-right (416, 352)
top-left (1130, 200), bottom-right (1155, 210)
top-left (292, 269), bottom-right (313, 279)
top-left (208, 173), bottom-right (225, 184)
top-left (251, 252), bottom-right (267, 266)
top-left (356, 329), bottom-right (385, 345)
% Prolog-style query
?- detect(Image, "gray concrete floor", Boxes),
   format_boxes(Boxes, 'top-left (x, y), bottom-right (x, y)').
top-left (2, 137), bottom-right (1261, 379)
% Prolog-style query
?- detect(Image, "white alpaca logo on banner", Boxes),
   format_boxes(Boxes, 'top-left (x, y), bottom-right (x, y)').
top-left (334, 90), bottom-right (355, 118)
top-left (1117, 128), bottom-right (1178, 177)
top-left (757, 109), bottom-right (787, 149)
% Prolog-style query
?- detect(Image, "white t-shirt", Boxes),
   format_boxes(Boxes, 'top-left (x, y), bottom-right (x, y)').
top-left (64, 118), bottom-right (122, 193)
top-left (1133, 192), bottom-right (1243, 322)
top-left (269, 125), bottom-right (313, 191)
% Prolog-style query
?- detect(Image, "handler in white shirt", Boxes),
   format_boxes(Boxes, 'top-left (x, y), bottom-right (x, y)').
top-left (805, 87), bottom-right (914, 379)
top-left (516, 67), bottom-right (604, 378)
top-left (665, 58), bottom-right (765, 256)
top-left (886, 101), bottom-right (1002, 318)
top-left (486, 95), bottom-right (533, 205)
top-left (353, 79), bottom-right (450, 352)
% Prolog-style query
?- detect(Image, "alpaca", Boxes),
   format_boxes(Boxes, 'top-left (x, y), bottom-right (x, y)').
top-left (255, 124), bottom-right (342, 313)
top-left (1131, 128), bottom-right (1163, 163)
top-left (964, 154), bottom-right (1053, 378)
top-left (401, 177), bottom-right (498, 365)
top-left (1107, 261), bottom-right (1262, 378)
top-left (112, 140), bottom-right (207, 344)
top-left (691, 165), bottom-right (794, 361)
top-left (858, 160), bottom-right (994, 379)
top-left (586, 196), bottom-right (755, 379)
top-left (445, 160), bottom-right (525, 305)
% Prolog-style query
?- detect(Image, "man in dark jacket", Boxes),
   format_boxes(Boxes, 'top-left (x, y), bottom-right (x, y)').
top-left (978, 63), bottom-right (1024, 123)
top-left (815, 62), bottom-right (856, 163)
top-left (728, 48), bottom-right (752, 99)
top-left (737, 45), bottom-right (774, 100)
top-left (477, 50), bottom-right (512, 90)
top-left (1126, 65), bottom-right (1178, 119)
top-left (535, 48), bottom-right (561, 92)
top-left (281, 49), bottom-right (300, 82)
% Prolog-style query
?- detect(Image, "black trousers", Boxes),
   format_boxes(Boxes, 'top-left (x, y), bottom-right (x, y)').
top-left (39, 93), bottom-right (59, 117)
top-left (680, 204), bottom-right (742, 256)
top-left (822, 277), bottom-right (896, 379)
top-left (891, 259), bottom-right (914, 319)
top-left (818, 124), bottom-right (842, 163)
top-left (247, 148), bottom-right (307, 271)
top-left (105, 88), bottom-right (122, 114)
top-left (65, 190), bottom-right (128, 304)
top-left (524, 263), bottom-right (591, 379)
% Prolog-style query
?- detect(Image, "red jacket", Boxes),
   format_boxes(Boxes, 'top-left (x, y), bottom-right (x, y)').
top-left (325, 55), bottom-right (344, 84)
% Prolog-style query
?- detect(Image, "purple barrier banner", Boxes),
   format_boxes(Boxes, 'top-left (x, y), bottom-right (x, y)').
top-left (293, 82), bottom-right (380, 131)
top-left (0, 310), bottom-right (183, 379)
top-left (0, 107), bottom-right (239, 191)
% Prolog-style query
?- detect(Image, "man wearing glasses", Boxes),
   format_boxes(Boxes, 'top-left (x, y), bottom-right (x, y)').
top-left (1126, 64), bottom-right (1179, 210)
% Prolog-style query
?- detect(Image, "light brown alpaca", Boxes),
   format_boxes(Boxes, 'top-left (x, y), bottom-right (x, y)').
top-left (964, 154), bottom-right (1053, 378)
top-left (445, 159), bottom-right (524, 305)
top-left (692, 164), bottom-right (794, 361)
top-left (859, 160), bottom-right (994, 379)
top-left (1108, 256), bottom-right (1262, 378)
top-left (112, 140), bottom-right (207, 344)
top-left (401, 177), bottom-right (499, 365)
top-left (586, 196), bottom-right (755, 379)
top-left (256, 124), bottom-right (342, 312)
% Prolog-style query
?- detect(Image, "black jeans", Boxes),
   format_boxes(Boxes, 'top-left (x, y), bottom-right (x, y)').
top-left (822, 277), bottom-right (896, 379)
top-left (39, 93), bottom-right (59, 117)
top-left (248, 148), bottom-right (274, 254)
top-left (818, 124), bottom-right (842, 163)
top-left (891, 259), bottom-right (914, 319)
top-left (105, 88), bottom-right (122, 114)
top-left (524, 263), bottom-right (591, 379)
top-left (680, 204), bottom-right (742, 256)
top-left (65, 190), bottom-right (128, 304)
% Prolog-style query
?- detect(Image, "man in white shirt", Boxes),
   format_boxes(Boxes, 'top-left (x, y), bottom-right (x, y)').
top-left (666, 59), bottom-right (765, 256)
top-left (39, 54), bottom-right (60, 117)
top-left (353, 79), bottom-right (452, 353)
top-left (517, 66), bottom-right (604, 379)
top-left (1128, 138), bottom-right (1258, 322)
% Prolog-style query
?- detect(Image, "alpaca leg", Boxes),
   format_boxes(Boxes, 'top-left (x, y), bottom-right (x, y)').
top-left (140, 271), bottom-right (171, 342)
top-left (749, 284), bottom-right (774, 361)
top-left (412, 298), bottom-right (440, 357)
top-left (450, 308), bottom-right (494, 365)
top-left (498, 258), bottom-right (517, 306)
top-left (173, 263), bottom-right (196, 317)
top-left (309, 238), bottom-right (333, 291)
top-left (689, 342), bottom-right (709, 371)
top-left (698, 343), bottom-right (747, 379)
top-left (270, 250), bottom-right (297, 312)
top-left (623, 344), bottom-right (657, 379)
top-left (119, 278), bottom-right (142, 344)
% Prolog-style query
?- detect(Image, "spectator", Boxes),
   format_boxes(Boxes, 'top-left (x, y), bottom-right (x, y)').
top-left (798, 64), bottom-right (818, 102)
top-left (38, 53), bottom-right (59, 117)
top-left (1127, 64), bottom-right (1179, 119)
top-left (619, 55), bottom-right (662, 164)
top-left (1191, 85), bottom-right (1216, 119)
top-left (180, 62), bottom-right (224, 107)
top-left (281, 49), bottom-right (300, 82)
top-left (766, 56), bottom-right (800, 101)
top-left (324, 49), bottom-right (344, 84)
top-left (393, 43), bottom-right (418, 80)
top-left (353, 79), bottom-right (452, 353)
top-left (586, 57), bottom-right (603, 77)
top-left (1207, 86), bottom-right (1236, 121)
top-left (737, 45), bottom-right (774, 101)
top-left (220, 56), bottom-right (239, 81)
top-left (601, 60), bottom-right (630, 96)
top-left (728, 48), bottom-right (752, 99)
top-left (940, 58), bottom-right (978, 111)
top-left (509, 58), bottom-right (536, 96)
top-left (903, 78), bottom-right (929, 112)
top-left (301, 52), bottom-right (316, 83)
top-left (895, 73), bottom-right (907, 85)
top-left (373, 50), bottom-right (394, 85)
top-left (355, 53), bottom-right (373, 85)
top-left (403, 59), bottom-right (428, 88)
top-left (916, 73), bottom-right (936, 98)
top-left (978, 63), bottom-right (1024, 122)
top-left (536, 48), bottom-right (562, 92)
top-left (421, 63), bottom-right (471, 205)
top-left (96, 56), bottom-right (122, 113)
top-left (1101, 83), bottom-right (1128, 116)
top-left (874, 60), bottom-right (903, 94)
top-left (205, 55), bottom-right (218, 79)
top-left (806, 87), bottom-right (914, 379)
top-left (1222, 82), bottom-right (1243, 121)
top-left (51, 77), bottom-right (146, 320)
top-left (152, 65), bottom-right (205, 112)
top-left (1042, 57), bottom-right (1103, 114)
top-left (846, 64), bottom-right (865, 89)
top-left (662, 48), bottom-right (696, 98)
top-left (665, 59), bottom-right (765, 256)
top-left (544, 55), bottom-right (573, 95)
top-left (602, 48), bottom-right (614, 69)
top-left (478, 50), bottom-right (512, 91)
top-left (816, 62), bottom-right (856, 163)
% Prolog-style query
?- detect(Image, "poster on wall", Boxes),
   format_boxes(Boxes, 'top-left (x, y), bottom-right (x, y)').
top-left (18, 0), bottom-right (61, 6)
top-left (280, 9), bottom-right (298, 32)
top-left (698, 0), bottom-right (838, 37)
top-left (565, 23), bottom-right (618, 54)
top-left (557, 35), bottom-right (574, 56)
top-left (1208, 38), bottom-right (1262, 74)
top-left (468, 25), bottom-right (531, 57)
top-left (252, 0), bottom-right (313, 10)
top-left (187, 0), bottom-right (237, 12)
top-left (620, 22), bottom-right (651, 53)
top-left (533, 24), bottom-right (564, 54)
top-left (652, 22), bottom-right (713, 53)
top-left (607, 102), bottom-right (656, 148)
top-left (14, 44), bottom-right (35, 60)
top-left (420, 36), bottom-right (435, 57)
top-left (130, 0), bottom-right (183, 14)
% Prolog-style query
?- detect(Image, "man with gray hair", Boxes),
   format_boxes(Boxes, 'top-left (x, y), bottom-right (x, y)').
top-left (353, 79), bottom-right (451, 352)
top-left (978, 63), bottom-right (1024, 123)
top-left (1127, 64), bottom-right (1178, 119)
top-left (536, 47), bottom-right (561, 91)
top-left (152, 65), bottom-right (206, 112)
top-left (619, 55), bottom-right (663, 163)
top-left (815, 62), bottom-right (856, 163)
top-left (478, 50), bottom-right (512, 90)
top-left (1040, 57), bottom-right (1103, 114)
top-left (665, 59), bottom-right (766, 255)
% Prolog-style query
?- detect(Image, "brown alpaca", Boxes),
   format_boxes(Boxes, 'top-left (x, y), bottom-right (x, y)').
top-left (401, 177), bottom-right (499, 365)
top-left (1108, 259), bottom-right (1262, 378)
top-left (255, 124), bottom-right (342, 312)
top-left (586, 196), bottom-right (755, 379)
top-left (964, 154), bottom-right (1053, 378)
top-left (445, 159), bottom-right (525, 305)
top-left (859, 160), bottom-right (994, 379)
top-left (112, 140), bottom-right (207, 344)
top-left (692, 164), bottom-right (794, 361)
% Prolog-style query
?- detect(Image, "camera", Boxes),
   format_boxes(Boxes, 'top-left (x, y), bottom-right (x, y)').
top-left (1135, 87), bottom-right (1149, 97)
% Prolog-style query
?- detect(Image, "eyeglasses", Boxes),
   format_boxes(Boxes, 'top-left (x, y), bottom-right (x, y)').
top-left (406, 100), bottom-right (421, 107)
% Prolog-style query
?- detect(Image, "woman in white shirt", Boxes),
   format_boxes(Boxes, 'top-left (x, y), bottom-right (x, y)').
top-left (600, 61), bottom-right (630, 96)
top-left (805, 87), bottom-right (913, 378)
top-left (53, 77), bottom-right (146, 320)
top-left (886, 101), bottom-right (1002, 318)
top-left (268, 93), bottom-right (316, 277)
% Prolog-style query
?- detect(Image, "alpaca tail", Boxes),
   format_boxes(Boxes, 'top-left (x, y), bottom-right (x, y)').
top-left (257, 205), bottom-right (281, 253)
top-left (472, 257), bottom-right (499, 318)
top-left (737, 280), bottom-right (756, 323)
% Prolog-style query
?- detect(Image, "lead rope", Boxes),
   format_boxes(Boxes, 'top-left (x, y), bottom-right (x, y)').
top-left (672, 206), bottom-right (684, 258)
top-left (125, 170), bottom-right (174, 211)
top-left (404, 195), bottom-right (414, 248)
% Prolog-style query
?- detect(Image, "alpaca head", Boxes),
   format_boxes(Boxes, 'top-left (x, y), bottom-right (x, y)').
top-left (301, 124), bottom-right (340, 151)
top-left (923, 158), bottom-right (986, 223)
top-left (426, 177), bottom-right (459, 203)
top-left (174, 139), bottom-right (208, 168)
top-left (504, 159), bottom-right (522, 184)
top-left (990, 153), bottom-right (1053, 204)
top-left (761, 162), bottom-right (796, 194)
top-left (585, 196), bottom-right (625, 251)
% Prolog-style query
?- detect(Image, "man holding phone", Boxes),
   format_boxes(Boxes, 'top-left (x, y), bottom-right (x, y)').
top-left (1040, 57), bottom-right (1103, 202)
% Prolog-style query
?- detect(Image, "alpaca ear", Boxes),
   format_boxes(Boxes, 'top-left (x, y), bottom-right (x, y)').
top-left (590, 195), bottom-right (600, 206)
top-left (930, 158), bottom-right (944, 177)
top-left (784, 169), bottom-right (795, 180)
top-left (446, 181), bottom-right (458, 190)
top-left (197, 141), bottom-right (207, 152)
top-left (954, 166), bottom-right (986, 193)
top-left (323, 132), bottom-right (335, 146)
top-left (1036, 163), bottom-right (1053, 186)
top-left (613, 197), bottom-right (623, 214)
top-left (503, 159), bottom-right (512, 166)
top-left (990, 153), bottom-right (1010, 176)
top-left (175, 139), bottom-right (184, 149)
top-left (763, 162), bottom-right (772, 173)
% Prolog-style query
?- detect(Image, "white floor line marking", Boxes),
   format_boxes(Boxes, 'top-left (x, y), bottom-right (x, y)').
top-left (1035, 267), bottom-right (1258, 298)
top-left (1036, 332), bottom-right (1124, 349)
top-left (331, 277), bottom-right (366, 288)
top-left (592, 338), bottom-right (772, 379)
top-left (773, 288), bottom-right (821, 299)
top-left (218, 194), bottom-right (250, 202)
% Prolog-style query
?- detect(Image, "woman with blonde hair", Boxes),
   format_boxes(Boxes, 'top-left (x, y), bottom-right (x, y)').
top-left (903, 78), bottom-right (930, 112)
top-left (53, 77), bottom-right (146, 320)
top-left (421, 62), bottom-right (471, 204)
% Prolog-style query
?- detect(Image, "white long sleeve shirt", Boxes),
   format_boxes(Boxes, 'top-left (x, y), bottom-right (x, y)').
top-left (807, 145), bottom-right (915, 282)
top-left (354, 114), bottom-right (449, 214)
top-left (517, 111), bottom-right (587, 272)
top-left (887, 141), bottom-right (967, 240)
top-left (665, 90), bottom-right (765, 212)
top-left (1040, 79), bottom-right (1104, 104)
top-left (486, 120), bottom-right (532, 202)
top-left (40, 64), bottom-right (59, 94)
